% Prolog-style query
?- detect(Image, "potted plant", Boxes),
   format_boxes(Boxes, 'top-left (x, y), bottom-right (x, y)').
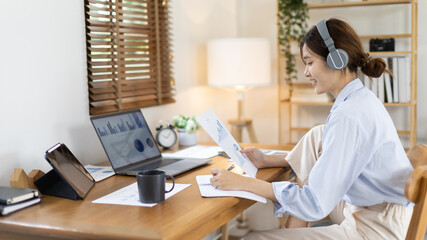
top-left (171, 115), bottom-right (200, 146)
top-left (277, 0), bottom-right (309, 97)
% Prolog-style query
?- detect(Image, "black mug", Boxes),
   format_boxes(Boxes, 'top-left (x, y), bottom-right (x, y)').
top-left (136, 170), bottom-right (175, 203)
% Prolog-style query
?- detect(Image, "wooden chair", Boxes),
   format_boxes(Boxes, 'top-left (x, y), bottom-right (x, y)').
top-left (405, 144), bottom-right (427, 240)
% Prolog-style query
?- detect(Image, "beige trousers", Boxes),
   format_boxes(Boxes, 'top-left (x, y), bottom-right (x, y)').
top-left (244, 125), bottom-right (412, 240)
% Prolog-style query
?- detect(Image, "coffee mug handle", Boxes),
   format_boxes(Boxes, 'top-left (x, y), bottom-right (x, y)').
top-left (165, 175), bottom-right (175, 193)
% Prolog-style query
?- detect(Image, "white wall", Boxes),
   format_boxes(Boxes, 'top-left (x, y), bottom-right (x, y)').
top-left (0, 1), bottom-right (98, 185)
top-left (0, 0), bottom-right (426, 187)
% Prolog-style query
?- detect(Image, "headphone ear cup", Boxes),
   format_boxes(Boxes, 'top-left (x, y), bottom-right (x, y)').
top-left (327, 48), bottom-right (349, 70)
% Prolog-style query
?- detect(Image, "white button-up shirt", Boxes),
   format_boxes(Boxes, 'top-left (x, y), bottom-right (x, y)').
top-left (272, 78), bottom-right (413, 221)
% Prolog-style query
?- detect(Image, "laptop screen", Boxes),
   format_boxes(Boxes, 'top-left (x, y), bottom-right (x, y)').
top-left (91, 110), bottom-right (161, 169)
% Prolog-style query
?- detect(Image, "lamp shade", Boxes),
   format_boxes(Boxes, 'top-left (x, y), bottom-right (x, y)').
top-left (207, 38), bottom-right (271, 88)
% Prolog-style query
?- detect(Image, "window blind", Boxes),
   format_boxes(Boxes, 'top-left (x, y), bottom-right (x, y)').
top-left (84, 0), bottom-right (174, 116)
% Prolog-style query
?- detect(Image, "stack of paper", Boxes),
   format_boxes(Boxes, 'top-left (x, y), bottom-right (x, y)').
top-left (162, 145), bottom-right (222, 159)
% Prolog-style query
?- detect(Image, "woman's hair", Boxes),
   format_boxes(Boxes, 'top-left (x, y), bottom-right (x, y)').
top-left (300, 18), bottom-right (386, 78)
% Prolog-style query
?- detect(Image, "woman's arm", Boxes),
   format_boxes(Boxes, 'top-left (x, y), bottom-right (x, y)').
top-left (210, 168), bottom-right (278, 202)
top-left (209, 148), bottom-right (289, 203)
top-left (241, 147), bottom-right (289, 169)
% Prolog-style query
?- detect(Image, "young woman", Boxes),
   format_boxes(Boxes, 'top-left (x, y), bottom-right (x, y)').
top-left (210, 18), bottom-right (413, 239)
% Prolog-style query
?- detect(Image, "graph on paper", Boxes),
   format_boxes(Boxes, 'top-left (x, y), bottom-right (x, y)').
top-left (197, 109), bottom-right (257, 177)
top-left (216, 119), bottom-right (229, 143)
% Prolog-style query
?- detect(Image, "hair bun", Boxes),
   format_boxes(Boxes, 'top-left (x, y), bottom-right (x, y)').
top-left (360, 53), bottom-right (386, 78)
top-left (361, 53), bottom-right (373, 68)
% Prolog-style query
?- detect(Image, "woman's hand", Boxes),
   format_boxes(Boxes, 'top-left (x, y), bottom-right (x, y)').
top-left (240, 147), bottom-right (267, 168)
top-left (210, 168), bottom-right (250, 191)
top-left (241, 147), bottom-right (289, 169)
top-left (210, 168), bottom-right (278, 202)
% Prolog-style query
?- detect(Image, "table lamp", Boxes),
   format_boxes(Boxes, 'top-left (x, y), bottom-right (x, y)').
top-left (207, 38), bottom-right (271, 142)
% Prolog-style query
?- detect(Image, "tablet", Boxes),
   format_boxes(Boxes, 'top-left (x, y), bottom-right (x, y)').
top-left (44, 143), bottom-right (95, 198)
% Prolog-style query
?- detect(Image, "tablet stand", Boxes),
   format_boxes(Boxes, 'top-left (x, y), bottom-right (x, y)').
top-left (34, 169), bottom-right (82, 200)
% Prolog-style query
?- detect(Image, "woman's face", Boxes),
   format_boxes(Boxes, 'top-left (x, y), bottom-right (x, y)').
top-left (302, 44), bottom-right (343, 98)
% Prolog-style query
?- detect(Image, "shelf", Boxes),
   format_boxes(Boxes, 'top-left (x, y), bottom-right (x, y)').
top-left (288, 33), bottom-right (411, 43)
top-left (288, 50), bottom-right (411, 57)
top-left (281, 100), bottom-right (411, 106)
top-left (397, 130), bottom-right (410, 135)
top-left (290, 127), bottom-right (311, 132)
top-left (292, 82), bottom-right (312, 88)
top-left (369, 51), bottom-right (411, 55)
top-left (359, 34), bottom-right (411, 40)
top-left (291, 127), bottom-right (410, 135)
top-left (281, 100), bottom-right (333, 106)
top-left (384, 102), bottom-right (411, 106)
top-left (308, 0), bottom-right (411, 9)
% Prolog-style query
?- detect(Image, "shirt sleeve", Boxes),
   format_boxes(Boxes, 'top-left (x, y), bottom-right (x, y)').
top-left (273, 114), bottom-right (369, 221)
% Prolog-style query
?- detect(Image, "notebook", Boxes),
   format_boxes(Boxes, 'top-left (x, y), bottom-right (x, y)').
top-left (90, 110), bottom-right (211, 176)
top-left (0, 186), bottom-right (39, 205)
top-left (0, 197), bottom-right (41, 216)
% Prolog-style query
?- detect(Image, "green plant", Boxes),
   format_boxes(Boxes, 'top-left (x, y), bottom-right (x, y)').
top-left (277, 0), bottom-right (309, 89)
top-left (171, 115), bottom-right (200, 134)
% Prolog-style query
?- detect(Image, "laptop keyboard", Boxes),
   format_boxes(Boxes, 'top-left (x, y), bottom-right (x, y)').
top-left (159, 158), bottom-right (181, 167)
top-left (131, 158), bottom-right (181, 172)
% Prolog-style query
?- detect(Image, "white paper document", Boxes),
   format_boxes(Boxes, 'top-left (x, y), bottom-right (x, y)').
top-left (92, 182), bottom-right (191, 207)
top-left (84, 165), bottom-right (115, 182)
top-left (197, 109), bottom-right (258, 177)
top-left (196, 175), bottom-right (266, 203)
top-left (162, 145), bottom-right (222, 159)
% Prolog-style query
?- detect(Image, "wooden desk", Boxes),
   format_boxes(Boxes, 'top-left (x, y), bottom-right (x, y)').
top-left (0, 144), bottom-right (292, 240)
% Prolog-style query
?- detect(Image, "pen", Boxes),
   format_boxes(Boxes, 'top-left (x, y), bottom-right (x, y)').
top-left (226, 164), bottom-right (235, 171)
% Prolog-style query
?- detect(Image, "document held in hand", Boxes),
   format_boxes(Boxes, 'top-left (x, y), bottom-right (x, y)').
top-left (197, 109), bottom-right (258, 177)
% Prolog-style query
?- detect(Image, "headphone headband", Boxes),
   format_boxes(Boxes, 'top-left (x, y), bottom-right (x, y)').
top-left (316, 19), bottom-right (336, 53)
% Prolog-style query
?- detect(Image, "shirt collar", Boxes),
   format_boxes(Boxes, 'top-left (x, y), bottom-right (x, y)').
top-left (331, 78), bottom-right (364, 112)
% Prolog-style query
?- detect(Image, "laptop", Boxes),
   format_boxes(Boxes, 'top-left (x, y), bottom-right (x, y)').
top-left (90, 110), bottom-right (211, 176)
